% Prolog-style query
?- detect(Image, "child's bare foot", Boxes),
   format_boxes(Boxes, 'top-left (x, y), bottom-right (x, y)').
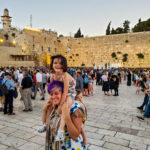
top-left (83, 139), bottom-right (87, 146)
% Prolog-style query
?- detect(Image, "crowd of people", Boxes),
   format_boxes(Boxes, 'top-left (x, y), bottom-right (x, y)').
top-left (0, 54), bottom-right (150, 149)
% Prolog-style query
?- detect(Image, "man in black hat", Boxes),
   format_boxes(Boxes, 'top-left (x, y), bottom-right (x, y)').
top-left (2, 72), bottom-right (15, 115)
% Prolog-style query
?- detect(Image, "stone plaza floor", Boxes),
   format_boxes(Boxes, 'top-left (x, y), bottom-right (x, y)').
top-left (0, 81), bottom-right (150, 150)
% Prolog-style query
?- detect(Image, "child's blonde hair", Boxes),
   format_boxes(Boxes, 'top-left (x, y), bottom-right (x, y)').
top-left (75, 90), bottom-right (82, 100)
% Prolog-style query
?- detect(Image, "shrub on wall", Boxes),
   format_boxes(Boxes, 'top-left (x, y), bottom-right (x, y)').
top-left (111, 52), bottom-right (116, 58)
top-left (122, 53), bottom-right (128, 62)
top-left (136, 53), bottom-right (144, 59)
top-left (123, 53), bottom-right (128, 57)
top-left (122, 57), bottom-right (127, 62)
top-left (81, 63), bottom-right (85, 66)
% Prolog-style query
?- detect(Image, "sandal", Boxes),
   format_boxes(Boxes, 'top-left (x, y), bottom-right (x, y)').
top-left (137, 116), bottom-right (144, 120)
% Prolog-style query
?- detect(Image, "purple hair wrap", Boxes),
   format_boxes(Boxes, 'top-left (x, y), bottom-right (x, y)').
top-left (47, 80), bottom-right (64, 94)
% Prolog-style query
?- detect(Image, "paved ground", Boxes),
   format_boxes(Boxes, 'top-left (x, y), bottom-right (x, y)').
top-left (0, 81), bottom-right (150, 150)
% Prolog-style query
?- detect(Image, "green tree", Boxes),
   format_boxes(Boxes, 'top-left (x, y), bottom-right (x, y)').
top-left (111, 28), bottom-right (116, 34)
top-left (132, 18), bottom-right (150, 32)
top-left (111, 27), bottom-right (124, 34)
top-left (123, 20), bottom-right (130, 33)
top-left (138, 18), bottom-right (141, 23)
top-left (74, 28), bottom-right (84, 38)
top-left (116, 27), bottom-right (124, 34)
top-left (106, 21), bottom-right (111, 35)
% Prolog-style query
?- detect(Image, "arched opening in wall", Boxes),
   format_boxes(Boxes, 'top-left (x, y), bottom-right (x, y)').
top-left (44, 37), bottom-right (46, 42)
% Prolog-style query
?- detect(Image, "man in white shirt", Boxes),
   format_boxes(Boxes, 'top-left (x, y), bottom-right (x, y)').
top-left (18, 70), bottom-right (23, 100)
top-left (14, 68), bottom-right (19, 83)
top-left (0, 68), bottom-right (4, 77)
top-left (34, 69), bottom-right (45, 100)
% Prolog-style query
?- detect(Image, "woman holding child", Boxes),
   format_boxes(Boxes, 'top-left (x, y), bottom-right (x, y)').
top-left (38, 55), bottom-right (87, 150)
top-left (45, 81), bottom-right (87, 150)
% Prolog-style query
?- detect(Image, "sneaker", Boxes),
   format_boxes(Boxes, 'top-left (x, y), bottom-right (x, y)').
top-left (137, 107), bottom-right (143, 111)
top-left (8, 112), bottom-right (15, 115)
top-left (23, 109), bottom-right (29, 112)
top-left (38, 124), bottom-right (46, 133)
top-left (55, 130), bottom-right (64, 141)
top-left (40, 97), bottom-right (45, 100)
top-left (137, 116), bottom-right (144, 120)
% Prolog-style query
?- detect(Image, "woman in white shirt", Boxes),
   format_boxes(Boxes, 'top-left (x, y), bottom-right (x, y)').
top-left (101, 71), bottom-right (110, 96)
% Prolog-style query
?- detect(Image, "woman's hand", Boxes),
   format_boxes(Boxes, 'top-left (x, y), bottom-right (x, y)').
top-left (47, 97), bottom-right (53, 107)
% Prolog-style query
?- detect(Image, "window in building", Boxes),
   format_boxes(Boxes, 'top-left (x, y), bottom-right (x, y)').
top-left (41, 46), bottom-right (43, 51)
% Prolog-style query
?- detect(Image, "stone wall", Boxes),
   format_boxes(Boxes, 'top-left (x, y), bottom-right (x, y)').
top-left (0, 27), bottom-right (58, 67)
top-left (1, 26), bottom-right (150, 68)
top-left (57, 32), bottom-right (150, 68)
top-left (0, 46), bottom-right (34, 67)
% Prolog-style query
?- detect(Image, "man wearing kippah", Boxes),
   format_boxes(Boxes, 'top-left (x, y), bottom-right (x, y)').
top-left (2, 72), bottom-right (15, 115)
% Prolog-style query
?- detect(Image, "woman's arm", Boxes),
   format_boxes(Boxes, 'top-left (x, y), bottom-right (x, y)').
top-left (50, 75), bottom-right (53, 83)
top-left (62, 101), bottom-right (84, 141)
top-left (61, 75), bottom-right (69, 104)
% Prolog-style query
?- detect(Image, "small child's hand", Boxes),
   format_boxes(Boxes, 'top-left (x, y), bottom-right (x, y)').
top-left (83, 138), bottom-right (87, 146)
top-left (62, 101), bottom-right (70, 120)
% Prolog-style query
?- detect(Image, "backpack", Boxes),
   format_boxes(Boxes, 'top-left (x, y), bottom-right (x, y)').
top-left (84, 74), bottom-right (88, 84)
top-left (13, 87), bottom-right (18, 99)
top-left (0, 80), bottom-right (9, 95)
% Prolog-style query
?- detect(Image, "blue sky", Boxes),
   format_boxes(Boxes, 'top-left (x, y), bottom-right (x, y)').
top-left (0, 0), bottom-right (150, 37)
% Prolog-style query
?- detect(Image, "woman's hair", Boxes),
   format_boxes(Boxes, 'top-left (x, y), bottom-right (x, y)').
top-left (50, 54), bottom-right (67, 73)
top-left (47, 80), bottom-right (64, 94)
